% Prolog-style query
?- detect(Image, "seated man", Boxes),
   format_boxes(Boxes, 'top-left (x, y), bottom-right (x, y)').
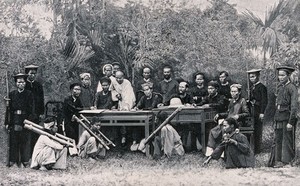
top-left (152, 111), bottom-right (184, 159)
top-left (131, 83), bottom-right (162, 151)
top-left (204, 118), bottom-right (255, 168)
top-left (206, 83), bottom-right (250, 156)
top-left (77, 118), bottom-right (106, 160)
top-left (94, 77), bottom-right (113, 109)
top-left (30, 117), bottom-right (68, 170)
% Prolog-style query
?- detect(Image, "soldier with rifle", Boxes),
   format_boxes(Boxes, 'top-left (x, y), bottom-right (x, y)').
top-left (4, 73), bottom-right (34, 168)
top-left (247, 69), bottom-right (268, 154)
top-left (24, 64), bottom-right (45, 155)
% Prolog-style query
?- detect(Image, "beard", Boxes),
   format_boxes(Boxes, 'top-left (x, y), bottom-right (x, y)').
top-left (164, 75), bottom-right (171, 80)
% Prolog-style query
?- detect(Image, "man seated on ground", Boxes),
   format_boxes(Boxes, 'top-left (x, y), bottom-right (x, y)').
top-left (131, 83), bottom-right (162, 151)
top-left (204, 118), bottom-right (255, 168)
top-left (206, 83), bottom-right (250, 156)
top-left (77, 117), bottom-right (106, 160)
top-left (30, 117), bottom-right (68, 170)
top-left (152, 111), bottom-right (184, 159)
top-left (94, 77), bottom-right (113, 109)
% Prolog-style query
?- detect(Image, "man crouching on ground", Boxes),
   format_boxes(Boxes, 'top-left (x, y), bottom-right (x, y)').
top-left (30, 117), bottom-right (68, 170)
top-left (204, 118), bottom-right (255, 168)
top-left (77, 118), bottom-right (106, 160)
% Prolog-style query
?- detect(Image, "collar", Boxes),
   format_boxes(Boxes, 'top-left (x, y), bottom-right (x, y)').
top-left (72, 96), bottom-right (77, 102)
top-left (164, 78), bottom-right (172, 83)
top-left (146, 93), bottom-right (153, 100)
top-left (210, 92), bottom-right (218, 98)
top-left (27, 79), bottom-right (34, 83)
top-left (221, 82), bottom-right (229, 86)
top-left (197, 84), bottom-right (204, 89)
top-left (143, 78), bottom-right (151, 82)
top-left (232, 95), bottom-right (240, 103)
top-left (18, 89), bottom-right (24, 93)
top-left (254, 81), bottom-right (261, 86)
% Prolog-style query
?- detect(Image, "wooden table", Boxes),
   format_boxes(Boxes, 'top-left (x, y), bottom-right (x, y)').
top-left (153, 106), bottom-right (216, 153)
top-left (79, 110), bottom-right (154, 156)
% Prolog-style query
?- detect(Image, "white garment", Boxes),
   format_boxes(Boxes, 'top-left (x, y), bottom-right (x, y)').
top-left (111, 79), bottom-right (136, 110)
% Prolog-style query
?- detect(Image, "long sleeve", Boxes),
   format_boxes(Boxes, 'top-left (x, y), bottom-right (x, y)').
top-left (234, 134), bottom-right (251, 155)
top-left (238, 98), bottom-right (250, 119)
top-left (288, 84), bottom-right (298, 125)
top-left (41, 135), bottom-right (64, 150)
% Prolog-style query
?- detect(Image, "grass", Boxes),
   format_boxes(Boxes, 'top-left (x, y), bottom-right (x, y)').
top-left (1, 122), bottom-right (300, 185)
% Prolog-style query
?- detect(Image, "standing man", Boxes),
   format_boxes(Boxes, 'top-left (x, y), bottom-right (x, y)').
top-left (247, 69), bottom-right (268, 154)
top-left (112, 70), bottom-right (136, 110)
top-left (5, 73), bottom-right (34, 168)
top-left (63, 82), bottom-right (83, 143)
top-left (218, 71), bottom-right (232, 110)
top-left (158, 65), bottom-right (179, 105)
top-left (24, 64), bottom-right (45, 153)
top-left (273, 65), bottom-right (297, 167)
top-left (79, 73), bottom-right (94, 110)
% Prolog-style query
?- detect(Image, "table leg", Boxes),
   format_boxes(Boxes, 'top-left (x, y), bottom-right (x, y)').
top-left (201, 114), bottom-right (206, 154)
top-left (145, 119), bottom-right (150, 157)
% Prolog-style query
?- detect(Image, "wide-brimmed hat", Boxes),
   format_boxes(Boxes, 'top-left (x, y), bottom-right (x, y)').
top-left (247, 68), bottom-right (262, 74)
top-left (13, 73), bottom-right (28, 82)
top-left (168, 97), bottom-right (183, 107)
top-left (276, 65), bottom-right (295, 74)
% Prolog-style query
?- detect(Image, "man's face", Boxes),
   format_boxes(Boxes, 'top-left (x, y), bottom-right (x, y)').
top-left (163, 68), bottom-right (171, 80)
top-left (278, 70), bottom-right (289, 83)
top-left (143, 68), bottom-right (151, 79)
top-left (28, 69), bottom-right (37, 81)
top-left (113, 65), bottom-right (120, 75)
top-left (115, 71), bottom-right (124, 84)
top-left (104, 66), bottom-right (113, 77)
top-left (207, 86), bottom-right (217, 95)
top-left (230, 87), bottom-right (239, 99)
top-left (72, 85), bottom-right (81, 97)
top-left (249, 73), bottom-right (258, 84)
top-left (16, 78), bottom-right (26, 90)
top-left (219, 73), bottom-right (227, 84)
top-left (101, 81), bottom-right (110, 92)
top-left (143, 85), bottom-right (153, 97)
top-left (222, 121), bottom-right (232, 133)
top-left (81, 76), bottom-right (91, 87)
top-left (178, 83), bottom-right (187, 94)
top-left (195, 74), bottom-right (204, 86)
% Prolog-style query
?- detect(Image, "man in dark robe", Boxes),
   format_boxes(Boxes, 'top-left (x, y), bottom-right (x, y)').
top-left (204, 118), bottom-right (255, 168)
top-left (94, 77), bottom-right (113, 109)
top-left (273, 66), bottom-right (297, 168)
top-left (5, 73), bottom-right (34, 168)
top-left (24, 64), bottom-right (45, 154)
top-left (135, 67), bottom-right (157, 101)
top-left (218, 71), bottom-right (232, 110)
top-left (63, 82), bottom-right (83, 143)
top-left (190, 72), bottom-right (208, 105)
top-left (247, 69), bottom-right (268, 154)
top-left (157, 65), bottom-right (179, 105)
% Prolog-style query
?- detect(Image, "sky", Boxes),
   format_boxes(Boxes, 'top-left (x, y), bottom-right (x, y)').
top-left (1, 0), bottom-right (280, 39)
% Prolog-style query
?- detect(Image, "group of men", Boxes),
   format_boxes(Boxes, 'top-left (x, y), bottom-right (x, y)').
top-left (4, 62), bottom-right (298, 169)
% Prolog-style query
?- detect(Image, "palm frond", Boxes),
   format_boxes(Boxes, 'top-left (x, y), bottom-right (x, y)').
top-left (243, 9), bottom-right (264, 28)
top-left (265, 0), bottom-right (287, 27)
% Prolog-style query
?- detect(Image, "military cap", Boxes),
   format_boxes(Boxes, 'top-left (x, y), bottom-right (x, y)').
top-left (276, 65), bottom-right (295, 74)
top-left (112, 62), bottom-right (121, 66)
top-left (24, 64), bottom-right (39, 74)
top-left (247, 69), bottom-right (262, 74)
top-left (13, 73), bottom-right (28, 82)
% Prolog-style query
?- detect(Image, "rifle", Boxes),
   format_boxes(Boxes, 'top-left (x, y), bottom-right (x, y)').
top-left (4, 70), bottom-right (11, 167)
top-left (138, 107), bottom-right (183, 151)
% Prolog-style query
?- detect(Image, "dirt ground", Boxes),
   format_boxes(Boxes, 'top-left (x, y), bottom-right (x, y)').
top-left (1, 123), bottom-right (300, 185)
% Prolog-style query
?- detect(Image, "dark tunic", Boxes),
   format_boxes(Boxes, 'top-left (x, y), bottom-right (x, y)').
top-left (94, 91), bottom-right (113, 109)
top-left (63, 95), bottom-right (83, 143)
top-left (190, 85), bottom-right (208, 105)
top-left (211, 132), bottom-right (255, 168)
top-left (249, 82), bottom-right (268, 154)
top-left (274, 81), bottom-right (297, 164)
top-left (218, 82), bottom-right (231, 110)
top-left (135, 78), bottom-right (157, 101)
top-left (136, 92), bottom-right (162, 110)
top-left (200, 93), bottom-right (227, 113)
top-left (158, 79), bottom-right (179, 104)
top-left (80, 86), bottom-right (94, 109)
top-left (25, 80), bottom-right (44, 116)
top-left (6, 89), bottom-right (34, 164)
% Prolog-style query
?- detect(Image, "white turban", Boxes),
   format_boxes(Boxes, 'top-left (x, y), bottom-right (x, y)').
top-left (80, 73), bottom-right (91, 79)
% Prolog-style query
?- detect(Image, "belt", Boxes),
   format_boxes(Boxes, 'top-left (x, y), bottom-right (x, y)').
top-left (13, 110), bottom-right (26, 115)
